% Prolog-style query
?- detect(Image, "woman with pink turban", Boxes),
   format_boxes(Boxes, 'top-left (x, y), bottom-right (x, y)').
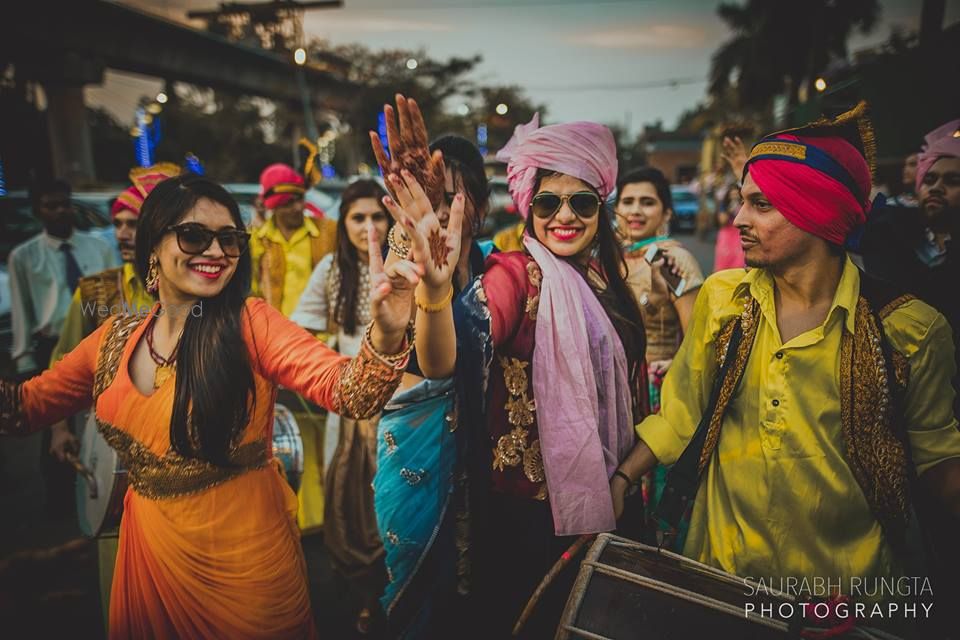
top-left (379, 112), bottom-right (650, 638)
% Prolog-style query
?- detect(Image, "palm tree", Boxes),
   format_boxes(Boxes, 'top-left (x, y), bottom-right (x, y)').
top-left (709, 0), bottom-right (880, 111)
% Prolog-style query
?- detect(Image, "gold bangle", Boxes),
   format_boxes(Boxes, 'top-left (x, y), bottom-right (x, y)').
top-left (387, 225), bottom-right (411, 260)
top-left (415, 285), bottom-right (454, 313)
top-left (363, 320), bottom-right (415, 367)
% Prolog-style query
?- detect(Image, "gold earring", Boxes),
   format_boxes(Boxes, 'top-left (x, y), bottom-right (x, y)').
top-left (146, 254), bottom-right (160, 294)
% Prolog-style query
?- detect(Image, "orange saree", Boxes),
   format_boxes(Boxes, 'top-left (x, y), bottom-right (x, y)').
top-left (1, 298), bottom-right (408, 639)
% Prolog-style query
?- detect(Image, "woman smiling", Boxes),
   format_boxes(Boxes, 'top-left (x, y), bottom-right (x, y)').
top-left (0, 174), bottom-right (422, 639)
top-left (385, 114), bottom-right (651, 637)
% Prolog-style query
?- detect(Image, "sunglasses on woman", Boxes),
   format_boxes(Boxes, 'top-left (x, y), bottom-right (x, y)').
top-left (530, 191), bottom-right (601, 220)
top-left (166, 223), bottom-right (250, 257)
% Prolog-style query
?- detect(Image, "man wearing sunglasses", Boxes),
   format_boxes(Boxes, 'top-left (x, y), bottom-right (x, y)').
top-left (250, 163), bottom-right (337, 318)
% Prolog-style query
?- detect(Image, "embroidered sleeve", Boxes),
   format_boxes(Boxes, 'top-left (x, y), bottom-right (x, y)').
top-left (1, 319), bottom-right (108, 436)
top-left (330, 332), bottom-right (410, 419)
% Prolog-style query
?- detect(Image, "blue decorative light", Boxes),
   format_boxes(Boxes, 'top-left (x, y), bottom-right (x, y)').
top-left (185, 153), bottom-right (205, 175)
top-left (377, 111), bottom-right (390, 172)
top-left (477, 123), bottom-right (488, 157)
top-left (0, 155), bottom-right (6, 197)
top-left (321, 163), bottom-right (336, 179)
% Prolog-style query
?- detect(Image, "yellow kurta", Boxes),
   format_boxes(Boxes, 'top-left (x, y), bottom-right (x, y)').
top-left (637, 258), bottom-right (960, 587)
top-left (250, 216), bottom-right (335, 318)
top-left (51, 262), bottom-right (152, 365)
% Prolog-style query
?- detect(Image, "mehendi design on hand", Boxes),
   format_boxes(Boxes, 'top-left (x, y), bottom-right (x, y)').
top-left (428, 228), bottom-right (451, 270)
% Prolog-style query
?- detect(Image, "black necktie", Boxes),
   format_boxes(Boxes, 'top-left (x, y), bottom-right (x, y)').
top-left (60, 243), bottom-right (82, 292)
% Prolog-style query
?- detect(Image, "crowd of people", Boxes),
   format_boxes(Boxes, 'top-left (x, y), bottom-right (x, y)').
top-left (1, 95), bottom-right (959, 640)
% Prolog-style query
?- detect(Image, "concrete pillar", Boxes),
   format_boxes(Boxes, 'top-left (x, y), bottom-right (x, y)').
top-left (44, 85), bottom-right (96, 186)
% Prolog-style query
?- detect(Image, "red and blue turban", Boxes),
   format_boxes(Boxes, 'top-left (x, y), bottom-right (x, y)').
top-left (744, 102), bottom-right (874, 246)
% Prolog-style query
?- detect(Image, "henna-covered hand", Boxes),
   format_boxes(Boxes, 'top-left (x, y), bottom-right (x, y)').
top-left (369, 94), bottom-right (446, 211)
top-left (381, 170), bottom-right (463, 291)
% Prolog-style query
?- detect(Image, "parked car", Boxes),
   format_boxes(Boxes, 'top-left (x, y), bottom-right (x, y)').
top-left (669, 185), bottom-right (699, 233)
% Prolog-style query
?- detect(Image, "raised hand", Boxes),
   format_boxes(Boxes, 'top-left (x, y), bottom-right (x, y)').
top-left (368, 222), bottom-right (423, 347)
top-left (720, 135), bottom-right (748, 181)
top-left (369, 94), bottom-right (446, 211)
top-left (382, 170), bottom-right (463, 291)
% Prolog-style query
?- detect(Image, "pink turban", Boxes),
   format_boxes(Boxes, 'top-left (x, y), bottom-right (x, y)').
top-left (259, 163), bottom-right (306, 210)
top-left (496, 114), bottom-right (618, 219)
top-left (112, 162), bottom-right (182, 218)
top-left (745, 133), bottom-right (872, 245)
top-left (915, 119), bottom-right (960, 193)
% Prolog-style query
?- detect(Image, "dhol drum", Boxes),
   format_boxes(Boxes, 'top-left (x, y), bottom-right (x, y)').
top-left (272, 403), bottom-right (304, 493)
top-left (69, 411), bottom-right (127, 538)
top-left (556, 534), bottom-right (897, 640)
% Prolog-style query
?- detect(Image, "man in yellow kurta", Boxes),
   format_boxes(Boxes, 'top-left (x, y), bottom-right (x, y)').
top-left (250, 163), bottom-right (337, 531)
top-left (612, 107), bottom-right (960, 620)
top-left (250, 163), bottom-right (337, 317)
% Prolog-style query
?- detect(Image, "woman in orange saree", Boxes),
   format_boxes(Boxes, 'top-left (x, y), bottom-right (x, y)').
top-left (1, 175), bottom-right (423, 639)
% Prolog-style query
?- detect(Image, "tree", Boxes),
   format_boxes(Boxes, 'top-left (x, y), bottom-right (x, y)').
top-left (154, 86), bottom-right (294, 182)
top-left (709, 0), bottom-right (880, 111)
top-left (311, 40), bottom-right (481, 166)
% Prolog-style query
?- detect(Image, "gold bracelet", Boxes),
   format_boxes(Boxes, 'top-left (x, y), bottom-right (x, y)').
top-left (363, 320), bottom-right (415, 367)
top-left (415, 285), bottom-right (454, 313)
top-left (387, 225), bottom-right (411, 260)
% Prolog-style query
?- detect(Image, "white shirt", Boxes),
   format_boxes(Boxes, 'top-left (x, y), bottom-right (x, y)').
top-left (8, 229), bottom-right (118, 373)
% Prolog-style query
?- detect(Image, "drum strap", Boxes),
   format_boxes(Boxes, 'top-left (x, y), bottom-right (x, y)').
top-left (655, 316), bottom-right (747, 533)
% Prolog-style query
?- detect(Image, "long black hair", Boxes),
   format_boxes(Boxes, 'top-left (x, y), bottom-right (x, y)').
top-left (135, 174), bottom-right (256, 466)
top-left (526, 169), bottom-right (647, 413)
top-left (429, 135), bottom-right (490, 236)
top-left (333, 179), bottom-right (390, 336)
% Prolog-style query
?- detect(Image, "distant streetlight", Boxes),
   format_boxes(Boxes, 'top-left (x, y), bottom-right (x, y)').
top-left (156, 92), bottom-right (169, 104)
top-left (457, 103), bottom-right (470, 116)
top-left (294, 48), bottom-right (307, 65)
top-left (495, 103), bottom-right (509, 116)
top-left (406, 58), bottom-right (418, 70)
top-left (814, 77), bottom-right (827, 92)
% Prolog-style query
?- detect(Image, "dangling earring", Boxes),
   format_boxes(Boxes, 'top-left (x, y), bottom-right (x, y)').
top-left (146, 254), bottom-right (160, 294)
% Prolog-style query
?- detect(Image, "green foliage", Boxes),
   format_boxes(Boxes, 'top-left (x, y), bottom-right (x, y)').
top-left (709, 0), bottom-right (880, 110)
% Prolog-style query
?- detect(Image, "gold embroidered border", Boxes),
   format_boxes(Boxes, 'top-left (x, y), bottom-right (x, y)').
top-left (526, 261), bottom-right (542, 320)
top-left (700, 299), bottom-right (759, 473)
top-left (491, 356), bottom-right (545, 486)
top-left (749, 141), bottom-right (807, 162)
top-left (0, 380), bottom-right (28, 436)
top-left (842, 297), bottom-right (910, 543)
top-left (96, 417), bottom-right (269, 500)
top-left (331, 336), bottom-right (408, 420)
top-left (94, 314), bottom-right (143, 400)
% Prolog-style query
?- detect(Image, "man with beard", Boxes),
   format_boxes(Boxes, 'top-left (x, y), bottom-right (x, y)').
top-left (46, 163), bottom-right (180, 460)
top-left (860, 119), bottom-right (960, 412)
top-left (859, 120), bottom-right (960, 636)
top-left (615, 104), bottom-right (960, 636)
